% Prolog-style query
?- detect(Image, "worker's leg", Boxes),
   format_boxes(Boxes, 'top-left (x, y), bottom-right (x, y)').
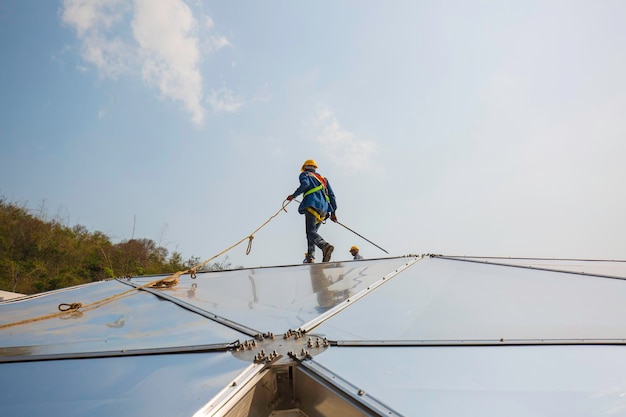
top-left (305, 211), bottom-right (333, 262)
top-left (305, 212), bottom-right (320, 261)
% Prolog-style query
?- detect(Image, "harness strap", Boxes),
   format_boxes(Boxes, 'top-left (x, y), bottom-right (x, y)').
top-left (303, 173), bottom-right (330, 202)
top-left (303, 184), bottom-right (323, 197)
top-left (306, 207), bottom-right (326, 224)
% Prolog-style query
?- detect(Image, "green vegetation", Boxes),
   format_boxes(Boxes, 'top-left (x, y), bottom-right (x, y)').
top-left (0, 198), bottom-right (222, 295)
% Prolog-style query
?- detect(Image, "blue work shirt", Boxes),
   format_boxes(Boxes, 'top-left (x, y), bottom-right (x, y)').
top-left (292, 170), bottom-right (337, 216)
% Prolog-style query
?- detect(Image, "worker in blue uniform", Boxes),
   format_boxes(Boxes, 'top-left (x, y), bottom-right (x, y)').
top-left (287, 159), bottom-right (338, 263)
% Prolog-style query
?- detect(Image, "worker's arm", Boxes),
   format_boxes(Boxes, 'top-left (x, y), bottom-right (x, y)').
top-left (326, 179), bottom-right (338, 221)
top-left (287, 172), bottom-right (311, 200)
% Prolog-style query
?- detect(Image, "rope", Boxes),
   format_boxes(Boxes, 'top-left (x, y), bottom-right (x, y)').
top-left (58, 303), bottom-right (83, 311)
top-left (246, 236), bottom-right (254, 255)
top-left (150, 199), bottom-right (291, 288)
top-left (0, 288), bottom-right (138, 330)
top-left (0, 200), bottom-right (293, 330)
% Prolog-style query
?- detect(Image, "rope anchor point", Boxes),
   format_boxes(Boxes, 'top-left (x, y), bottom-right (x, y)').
top-left (58, 302), bottom-right (83, 312)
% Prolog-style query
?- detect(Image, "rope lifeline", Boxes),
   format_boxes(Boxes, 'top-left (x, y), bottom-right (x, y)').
top-left (58, 303), bottom-right (83, 312)
top-left (0, 200), bottom-right (293, 331)
top-left (150, 199), bottom-right (292, 287)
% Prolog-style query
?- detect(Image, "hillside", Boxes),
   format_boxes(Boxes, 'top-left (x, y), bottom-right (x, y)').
top-left (0, 199), bottom-right (195, 294)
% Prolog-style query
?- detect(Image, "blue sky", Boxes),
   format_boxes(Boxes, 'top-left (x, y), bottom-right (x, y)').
top-left (2, 1), bottom-right (626, 269)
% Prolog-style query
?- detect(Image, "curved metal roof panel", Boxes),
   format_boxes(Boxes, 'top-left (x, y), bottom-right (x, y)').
top-left (313, 256), bottom-right (626, 342)
top-left (131, 257), bottom-right (414, 335)
top-left (0, 280), bottom-right (249, 358)
top-left (2, 255), bottom-right (626, 416)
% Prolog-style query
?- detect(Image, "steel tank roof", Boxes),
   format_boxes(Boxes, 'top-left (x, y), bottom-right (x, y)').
top-left (2, 255), bottom-right (625, 416)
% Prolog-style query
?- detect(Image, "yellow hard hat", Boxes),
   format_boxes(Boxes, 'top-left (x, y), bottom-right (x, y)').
top-left (301, 159), bottom-right (318, 171)
top-left (349, 245), bottom-right (359, 252)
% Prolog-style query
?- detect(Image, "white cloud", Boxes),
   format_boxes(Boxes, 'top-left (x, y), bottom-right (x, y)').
top-left (60, 0), bottom-right (232, 125)
top-left (61, 0), bottom-right (131, 78)
top-left (132, 0), bottom-right (204, 124)
top-left (313, 109), bottom-right (378, 175)
top-left (205, 15), bottom-right (214, 30)
top-left (201, 15), bottom-right (231, 53)
top-left (205, 35), bottom-right (231, 53)
top-left (61, 0), bottom-right (128, 38)
top-left (206, 87), bottom-right (244, 113)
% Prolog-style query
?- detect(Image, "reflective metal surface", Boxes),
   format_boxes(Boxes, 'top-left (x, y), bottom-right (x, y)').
top-left (0, 280), bottom-right (249, 357)
top-left (2, 254), bottom-right (626, 417)
top-left (294, 366), bottom-right (377, 417)
top-left (313, 256), bottom-right (626, 341)
top-left (443, 256), bottom-right (626, 278)
top-left (137, 257), bottom-right (414, 334)
top-left (0, 351), bottom-right (250, 417)
top-left (312, 345), bottom-right (626, 417)
top-left (297, 363), bottom-right (400, 416)
top-left (0, 280), bottom-right (129, 324)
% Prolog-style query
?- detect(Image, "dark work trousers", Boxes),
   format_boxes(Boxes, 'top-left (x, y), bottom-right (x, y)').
top-left (305, 211), bottom-right (327, 259)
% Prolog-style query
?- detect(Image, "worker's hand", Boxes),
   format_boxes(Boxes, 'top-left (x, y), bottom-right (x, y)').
top-left (286, 195), bottom-right (294, 201)
top-left (330, 213), bottom-right (337, 222)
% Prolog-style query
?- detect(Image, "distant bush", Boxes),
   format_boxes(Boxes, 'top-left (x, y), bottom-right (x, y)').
top-left (0, 198), bottom-right (208, 294)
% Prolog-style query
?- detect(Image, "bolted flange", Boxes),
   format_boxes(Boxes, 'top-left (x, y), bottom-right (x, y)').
top-left (232, 331), bottom-right (329, 365)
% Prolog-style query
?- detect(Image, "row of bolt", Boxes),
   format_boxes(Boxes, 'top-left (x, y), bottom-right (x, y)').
top-left (283, 329), bottom-right (305, 340)
top-left (255, 332), bottom-right (275, 341)
top-left (288, 337), bottom-right (329, 361)
top-left (254, 349), bottom-right (279, 364)
top-left (235, 339), bottom-right (257, 352)
top-left (288, 349), bottom-right (312, 360)
top-left (307, 337), bottom-right (330, 348)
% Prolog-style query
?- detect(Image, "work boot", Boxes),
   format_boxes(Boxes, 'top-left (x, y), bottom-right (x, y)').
top-left (303, 257), bottom-right (315, 264)
top-left (322, 244), bottom-right (334, 262)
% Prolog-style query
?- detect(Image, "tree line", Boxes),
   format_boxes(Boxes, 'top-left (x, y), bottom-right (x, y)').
top-left (0, 198), bottom-right (227, 295)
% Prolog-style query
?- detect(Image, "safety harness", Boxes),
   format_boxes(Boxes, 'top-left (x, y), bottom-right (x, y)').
top-left (303, 172), bottom-right (331, 224)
